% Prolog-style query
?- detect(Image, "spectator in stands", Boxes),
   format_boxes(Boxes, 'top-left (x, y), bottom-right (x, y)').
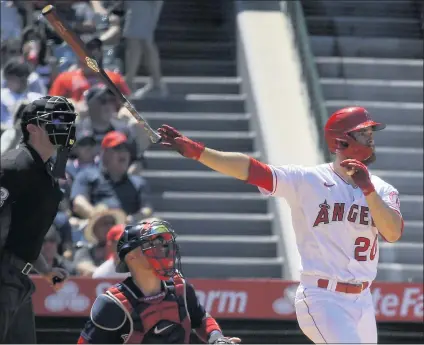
top-left (0, 99), bottom-right (28, 153)
top-left (1, 39), bottom-right (48, 95)
top-left (48, 36), bottom-right (130, 105)
top-left (73, 205), bottom-right (126, 276)
top-left (71, 131), bottom-right (153, 222)
top-left (92, 1), bottom-right (167, 98)
top-left (90, 0), bottom-right (125, 73)
top-left (37, 225), bottom-right (76, 275)
top-left (1, 38), bottom-right (21, 68)
top-left (92, 224), bottom-right (130, 279)
top-left (34, 0), bottom-right (97, 73)
top-left (66, 130), bottom-right (100, 185)
top-left (1, 1), bottom-right (23, 44)
top-left (76, 84), bottom-right (149, 171)
top-left (53, 210), bottom-right (75, 260)
top-left (1, 57), bottom-right (44, 131)
top-left (21, 25), bottom-right (58, 90)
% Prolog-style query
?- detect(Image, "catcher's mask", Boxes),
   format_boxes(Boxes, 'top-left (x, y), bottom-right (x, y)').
top-left (116, 220), bottom-right (181, 280)
top-left (21, 96), bottom-right (77, 177)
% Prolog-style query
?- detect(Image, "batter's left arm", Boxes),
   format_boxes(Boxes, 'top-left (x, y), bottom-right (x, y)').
top-left (365, 192), bottom-right (403, 243)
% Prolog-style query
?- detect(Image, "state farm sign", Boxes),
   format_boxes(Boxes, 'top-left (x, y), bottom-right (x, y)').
top-left (195, 290), bottom-right (248, 314)
top-left (30, 276), bottom-right (423, 323)
top-left (372, 286), bottom-right (423, 321)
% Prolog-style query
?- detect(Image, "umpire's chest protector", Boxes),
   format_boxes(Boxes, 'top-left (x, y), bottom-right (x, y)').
top-left (106, 278), bottom-right (192, 344)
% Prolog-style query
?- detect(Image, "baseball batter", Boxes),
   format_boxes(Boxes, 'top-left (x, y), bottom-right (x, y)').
top-left (158, 107), bottom-right (404, 344)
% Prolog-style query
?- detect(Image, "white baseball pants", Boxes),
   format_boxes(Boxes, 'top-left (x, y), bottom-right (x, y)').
top-left (295, 279), bottom-right (377, 344)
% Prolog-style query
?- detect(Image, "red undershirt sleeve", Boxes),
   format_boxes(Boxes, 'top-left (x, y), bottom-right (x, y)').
top-left (246, 157), bottom-right (273, 192)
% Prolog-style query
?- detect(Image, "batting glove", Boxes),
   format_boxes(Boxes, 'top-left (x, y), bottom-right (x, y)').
top-left (158, 124), bottom-right (205, 160)
top-left (340, 159), bottom-right (375, 196)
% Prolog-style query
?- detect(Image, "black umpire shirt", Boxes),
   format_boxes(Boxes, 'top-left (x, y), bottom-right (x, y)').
top-left (0, 144), bottom-right (62, 262)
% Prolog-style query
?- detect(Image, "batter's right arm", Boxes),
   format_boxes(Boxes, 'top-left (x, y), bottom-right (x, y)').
top-left (158, 125), bottom-right (274, 192)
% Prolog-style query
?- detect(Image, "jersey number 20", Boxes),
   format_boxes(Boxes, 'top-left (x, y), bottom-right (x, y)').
top-left (354, 235), bottom-right (378, 261)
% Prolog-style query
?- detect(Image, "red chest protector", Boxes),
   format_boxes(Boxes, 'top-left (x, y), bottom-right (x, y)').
top-left (106, 275), bottom-right (192, 344)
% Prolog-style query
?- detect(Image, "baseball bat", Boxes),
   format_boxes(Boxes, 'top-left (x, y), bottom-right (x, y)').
top-left (41, 4), bottom-right (161, 144)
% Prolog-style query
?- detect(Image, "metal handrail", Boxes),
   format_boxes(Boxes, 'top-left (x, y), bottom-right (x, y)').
top-left (282, 1), bottom-right (331, 161)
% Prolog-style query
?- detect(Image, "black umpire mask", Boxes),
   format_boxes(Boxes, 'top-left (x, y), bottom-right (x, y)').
top-left (21, 96), bottom-right (77, 178)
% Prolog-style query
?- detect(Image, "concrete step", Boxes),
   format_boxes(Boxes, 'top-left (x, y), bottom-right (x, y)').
top-left (151, 192), bottom-right (268, 213)
top-left (302, 1), bottom-right (417, 18)
top-left (369, 170), bottom-right (423, 196)
top-left (142, 111), bottom-right (249, 119)
top-left (156, 26), bottom-right (234, 42)
top-left (399, 221), bottom-right (423, 243)
top-left (399, 195), bottom-right (423, 222)
top-left (157, 41), bottom-right (235, 60)
top-left (131, 95), bottom-right (245, 113)
top-left (316, 57), bottom-right (424, 81)
top-left (158, 18), bottom-right (228, 30)
top-left (161, 0), bottom-right (225, 10)
top-left (377, 263), bottom-right (423, 282)
top-left (321, 78), bottom-right (423, 103)
top-left (178, 235), bottom-right (278, 258)
top-left (160, 7), bottom-right (223, 19)
top-left (154, 212), bottom-right (273, 236)
top-left (149, 131), bottom-right (255, 152)
top-left (306, 16), bottom-right (422, 38)
top-left (151, 60), bottom-right (236, 77)
top-left (311, 36), bottom-right (423, 59)
top-left (373, 147), bottom-right (423, 171)
top-left (325, 100), bottom-right (423, 126)
top-left (380, 242), bottom-right (423, 265)
top-left (180, 256), bottom-right (284, 279)
top-left (143, 171), bottom-right (259, 193)
top-left (144, 113), bottom-right (250, 132)
top-left (145, 151), bottom-right (258, 170)
top-left (375, 125), bottom-right (423, 148)
top-left (133, 76), bottom-right (240, 95)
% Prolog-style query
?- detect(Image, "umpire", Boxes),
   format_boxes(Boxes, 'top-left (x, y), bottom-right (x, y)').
top-left (0, 95), bottom-right (77, 343)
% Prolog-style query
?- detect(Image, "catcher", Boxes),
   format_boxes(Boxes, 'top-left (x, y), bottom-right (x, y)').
top-left (78, 219), bottom-right (241, 344)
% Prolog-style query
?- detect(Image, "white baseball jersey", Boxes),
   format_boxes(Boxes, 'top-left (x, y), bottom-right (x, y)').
top-left (259, 163), bottom-right (402, 283)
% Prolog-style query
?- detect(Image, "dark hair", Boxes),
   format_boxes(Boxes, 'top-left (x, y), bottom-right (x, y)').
top-left (21, 26), bottom-right (48, 66)
top-left (21, 117), bottom-right (32, 143)
top-left (3, 56), bottom-right (31, 78)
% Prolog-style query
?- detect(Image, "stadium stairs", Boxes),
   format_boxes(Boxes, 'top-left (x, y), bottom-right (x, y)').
top-left (302, 0), bottom-right (424, 282)
top-left (131, 0), bottom-right (284, 279)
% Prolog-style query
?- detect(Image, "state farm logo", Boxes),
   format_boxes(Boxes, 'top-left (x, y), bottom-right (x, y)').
top-left (44, 281), bottom-right (90, 312)
top-left (372, 287), bottom-right (423, 319)
top-left (196, 290), bottom-right (247, 314)
top-left (272, 284), bottom-right (298, 315)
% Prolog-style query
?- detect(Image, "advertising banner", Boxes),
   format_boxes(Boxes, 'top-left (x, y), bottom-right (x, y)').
top-left (32, 277), bottom-right (423, 323)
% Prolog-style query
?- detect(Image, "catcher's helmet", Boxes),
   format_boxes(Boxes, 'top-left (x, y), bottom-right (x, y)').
top-left (116, 219), bottom-right (181, 280)
top-left (20, 95), bottom-right (77, 149)
top-left (324, 106), bottom-right (385, 161)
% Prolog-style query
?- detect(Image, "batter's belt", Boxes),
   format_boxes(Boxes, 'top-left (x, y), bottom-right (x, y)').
top-left (317, 279), bottom-right (369, 294)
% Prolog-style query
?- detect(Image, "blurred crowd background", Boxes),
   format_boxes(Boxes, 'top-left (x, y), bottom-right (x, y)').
top-left (1, 0), bottom-right (168, 279)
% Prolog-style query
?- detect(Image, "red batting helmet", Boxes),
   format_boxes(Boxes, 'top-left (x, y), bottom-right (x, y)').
top-left (324, 106), bottom-right (386, 161)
